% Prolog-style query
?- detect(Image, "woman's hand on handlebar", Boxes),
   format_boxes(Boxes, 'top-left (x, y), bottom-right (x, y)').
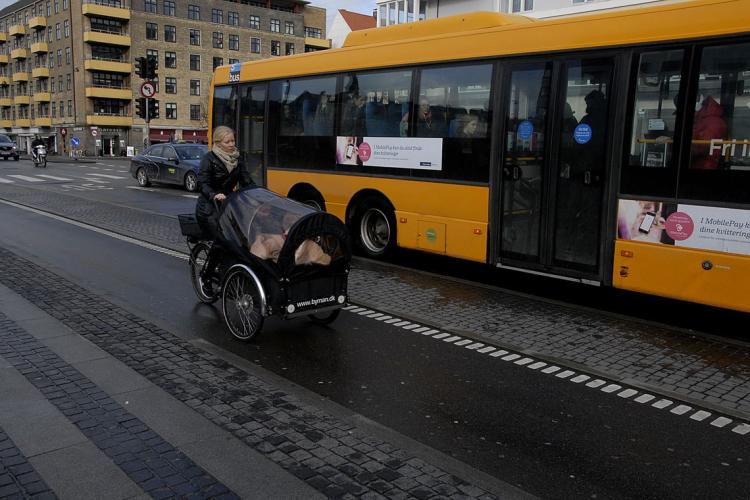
top-left (214, 193), bottom-right (227, 202)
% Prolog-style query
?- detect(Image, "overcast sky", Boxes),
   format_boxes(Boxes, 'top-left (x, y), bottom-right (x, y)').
top-left (0, 0), bottom-right (375, 31)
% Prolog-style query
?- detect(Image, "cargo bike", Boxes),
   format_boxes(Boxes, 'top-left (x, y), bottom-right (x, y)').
top-left (179, 187), bottom-right (351, 341)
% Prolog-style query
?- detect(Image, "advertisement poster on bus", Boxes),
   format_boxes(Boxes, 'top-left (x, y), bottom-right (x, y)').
top-left (336, 136), bottom-right (442, 171)
top-left (617, 199), bottom-right (750, 256)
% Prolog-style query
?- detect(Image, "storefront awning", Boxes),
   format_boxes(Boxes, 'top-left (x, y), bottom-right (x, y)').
top-left (149, 128), bottom-right (176, 141)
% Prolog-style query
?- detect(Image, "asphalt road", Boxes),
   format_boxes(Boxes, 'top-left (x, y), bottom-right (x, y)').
top-left (1, 189), bottom-right (748, 498)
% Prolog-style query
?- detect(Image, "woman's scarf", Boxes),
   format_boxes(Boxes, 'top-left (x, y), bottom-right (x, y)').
top-left (212, 145), bottom-right (240, 173)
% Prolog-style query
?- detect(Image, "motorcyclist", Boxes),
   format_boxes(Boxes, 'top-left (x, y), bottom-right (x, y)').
top-left (30, 135), bottom-right (45, 162)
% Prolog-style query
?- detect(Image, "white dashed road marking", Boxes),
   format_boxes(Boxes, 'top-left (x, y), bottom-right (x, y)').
top-left (37, 174), bottom-right (73, 181)
top-left (0, 177), bottom-right (13, 183)
top-left (8, 175), bottom-right (44, 182)
top-left (88, 173), bottom-right (125, 179)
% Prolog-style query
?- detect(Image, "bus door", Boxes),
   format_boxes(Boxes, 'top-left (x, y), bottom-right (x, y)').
top-left (498, 57), bottom-right (614, 279)
top-left (238, 83), bottom-right (267, 186)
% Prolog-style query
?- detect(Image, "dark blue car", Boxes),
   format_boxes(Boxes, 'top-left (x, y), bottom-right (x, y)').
top-left (130, 143), bottom-right (207, 192)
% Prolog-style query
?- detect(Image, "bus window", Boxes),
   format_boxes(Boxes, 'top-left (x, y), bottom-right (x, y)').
top-left (339, 70), bottom-right (412, 138)
top-left (679, 42), bottom-right (750, 204)
top-left (238, 83), bottom-right (266, 186)
top-left (622, 50), bottom-right (685, 197)
top-left (416, 63), bottom-right (493, 182)
top-left (212, 85), bottom-right (237, 133)
top-left (268, 76), bottom-right (337, 170)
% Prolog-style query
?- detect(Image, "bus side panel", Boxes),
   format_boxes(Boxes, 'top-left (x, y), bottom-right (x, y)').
top-left (613, 240), bottom-right (750, 313)
top-left (267, 170), bottom-right (489, 262)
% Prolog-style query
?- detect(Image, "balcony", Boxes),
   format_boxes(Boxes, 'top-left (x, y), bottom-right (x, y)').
top-left (86, 114), bottom-right (132, 126)
top-left (33, 92), bottom-right (51, 102)
top-left (0, 33), bottom-right (6, 43)
top-left (15, 118), bottom-right (31, 127)
top-left (14, 95), bottom-right (30, 105)
top-left (12, 72), bottom-right (29, 82)
top-left (84, 30), bottom-right (130, 47)
top-left (31, 42), bottom-right (48, 54)
top-left (9, 25), bottom-right (26, 37)
top-left (85, 85), bottom-right (131, 100)
top-left (0, 77), bottom-right (9, 86)
top-left (0, 55), bottom-right (8, 65)
top-left (32, 67), bottom-right (49, 79)
top-left (84, 58), bottom-right (131, 73)
top-left (34, 116), bottom-right (52, 127)
top-left (82, 0), bottom-right (131, 20)
top-left (11, 48), bottom-right (29, 60)
top-left (0, 119), bottom-right (11, 128)
top-left (305, 37), bottom-right (331, 49)
top-left (29, 17), bottom-right (47, 30)
top-left (0, 98), bottom-right (12, 107)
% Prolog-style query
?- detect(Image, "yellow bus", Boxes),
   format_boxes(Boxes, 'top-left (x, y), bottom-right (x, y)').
top-left (210, 0), bottom-right (750, 313)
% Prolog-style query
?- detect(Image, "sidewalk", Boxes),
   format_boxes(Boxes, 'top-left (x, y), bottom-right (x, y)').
top-left (0, 247), bottom-right (524, 499)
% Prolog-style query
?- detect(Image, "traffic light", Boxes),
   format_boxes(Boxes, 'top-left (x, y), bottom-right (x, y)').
top-left (148, 99), bottom-right (159, 120)
top-left (145, 55), bottom-right (158, 80)
top-left (134, 57), bottom-right (146, 79)
top-left (135, 97), bottom-right (146, 119)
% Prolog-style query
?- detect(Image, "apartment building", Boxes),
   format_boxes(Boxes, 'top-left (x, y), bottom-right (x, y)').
top-left (0, 0), bottom-right (328, 156)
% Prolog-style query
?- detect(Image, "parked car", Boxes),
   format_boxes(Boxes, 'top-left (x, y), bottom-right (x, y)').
top-left (130, 143), bottom-right (208, 192)
top-left (0, 134), bottom-right (19, 161)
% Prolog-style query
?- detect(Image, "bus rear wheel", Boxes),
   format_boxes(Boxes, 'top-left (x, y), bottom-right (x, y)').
top-left (355, 199), bottom-right (396, 258)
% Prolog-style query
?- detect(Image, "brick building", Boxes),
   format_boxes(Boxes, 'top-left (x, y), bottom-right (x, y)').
top-left (0, 0), bottom-right (328, 156)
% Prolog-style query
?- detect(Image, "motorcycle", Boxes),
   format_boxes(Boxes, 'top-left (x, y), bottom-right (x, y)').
top-left (32, 145), bottom-right (47, 168)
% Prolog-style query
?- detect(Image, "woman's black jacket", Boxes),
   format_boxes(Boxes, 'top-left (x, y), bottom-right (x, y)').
top-left (195, 151), bottom-right (254, 222)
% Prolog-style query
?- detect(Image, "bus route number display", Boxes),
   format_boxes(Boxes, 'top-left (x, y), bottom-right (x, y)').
top-left (229, 63), bottom-right (241, 83)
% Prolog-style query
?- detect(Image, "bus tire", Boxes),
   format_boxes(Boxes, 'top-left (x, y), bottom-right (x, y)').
top-left (289, 186), bottom-right (325, 211)
top-left (354, 198), bottom-right (396, 258)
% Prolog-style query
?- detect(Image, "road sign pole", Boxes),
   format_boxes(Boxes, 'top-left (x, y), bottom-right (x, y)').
top-left (145, 97), bottom-right (150, 148)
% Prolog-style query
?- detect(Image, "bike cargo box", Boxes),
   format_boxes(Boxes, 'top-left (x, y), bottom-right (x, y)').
top-left (178, 213), bottom-right (205, 239)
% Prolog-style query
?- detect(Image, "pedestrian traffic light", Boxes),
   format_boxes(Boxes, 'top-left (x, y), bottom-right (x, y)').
top-left (148, 99), bottom-right (159, 120)
top-left (135, 97), bottom-right (146, 119)
top-left (145, 55), bottom-right (158, 80)
top-left (134, 57), bottom-right (146, 79)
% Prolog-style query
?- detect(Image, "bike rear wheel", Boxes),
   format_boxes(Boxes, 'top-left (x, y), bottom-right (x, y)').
top-left (222, 268), bottom-right (264, 341)
top-left (190, 242), bottom-right (219, 304)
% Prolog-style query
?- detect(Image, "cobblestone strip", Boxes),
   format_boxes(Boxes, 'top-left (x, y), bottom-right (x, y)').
top-left (0, 314), bottom-right (239, 499)
top-left (0, 428), bottom-right (56, 500)
top-left (0, 247), bottom-right (497, 499)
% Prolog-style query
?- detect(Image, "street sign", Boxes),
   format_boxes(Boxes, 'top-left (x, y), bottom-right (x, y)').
top-left (60, 127), bottom-right (67, 136)
top-left (71, 137), bottom-right (80, 148)
top-left (140, 81), bottom-right (156, 98)
top-left (91, 128), bottom-right (99, 137)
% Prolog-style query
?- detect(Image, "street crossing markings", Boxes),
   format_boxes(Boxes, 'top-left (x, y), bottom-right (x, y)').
top-left (617, 389), bottom-right (638, 398)
top-left (454, 339), bottom-right (473, 347)
top-left (528, 361), bottom-right (547, 370)
top-left (502, 353), bottom-right (522, 362)
top-left (401, 324), bottom-right (420, 330)
top-left (556, 370), bottom-right (576, 379)
top-left (711, 417), bottom-right (732, 428)
top-left (0, 177), bottom-right (13, 183)
top-left (465, 343), bottom-right (484, 350)
top-left (670, 405), bottom-right (692, 415)
top-left (421, 329), bottom-right (439, 335)
top-left (586, 379), bottom-right (606, 388)
top-left (732, 423), bottom-right (750, 435)
top-left (514, 357), bottom-right (534, 366)
top-left (412, 326), bottom-right (429, 333)
top-left (541, 365), bottom-right (561, 374)
top-left (357, 309), bottom-right (374, 315)
top-left (432, 333), bottom-right (450, 340)
top-left (571, 375), bottom-right (590, 383)
top-left (477, 346), bottom-right (496, 354)
top-left (690, 410), bottom-right (712, 421)
top-left (393, 321), bottom-right (411, 327)
top-left (635, 394), bottom-right (656, 404)
top-left (82, 178), bottom-right (110, 183)
top-left (489, 350), bottom-right (509, 358)
top-left (384, 318), bottom-right (402, 324)
top-left (652, 399), bottom-right (673, 410)
top-left (89, 173), bottom-right (126, 179)
top-left (376, 315), bottom-right (393, 322)
top-left (442, 335), bottom-right (461, 342)
top-left (37, 174), bottom-right (73, 181)
top-left (8, 175), bottom-right (44, 182)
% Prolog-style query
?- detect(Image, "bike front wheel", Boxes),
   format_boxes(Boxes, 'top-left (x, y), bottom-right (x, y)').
top-left (190, 242), bottom-right (219, 304)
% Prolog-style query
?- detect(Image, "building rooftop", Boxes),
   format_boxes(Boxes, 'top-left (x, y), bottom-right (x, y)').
top-left (338, 9), bottom-right (376, 31)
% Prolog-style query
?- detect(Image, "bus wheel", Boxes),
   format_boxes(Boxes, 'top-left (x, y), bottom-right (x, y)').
top-left (356, 199), bottom-right (395, 258)
top-left (290, 187), bottom-right (325, 211)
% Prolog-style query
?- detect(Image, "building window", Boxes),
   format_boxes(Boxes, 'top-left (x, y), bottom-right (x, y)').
top-left (228, 11), bottom-right (239, 26)
top-left (270, 19), bottom-right (280, 33)
top-left (228, 34), bottom-right (239, 51)
top-left (65, 48), bottom-right (71, 65)
top-left (163, 0), bottom-right (175, 16)
top-left (285, 43), bottom-right (294, 56)
top-left (146, 23), bottom-right (158, 40)
top-left (47, 27), bottom-right (52, 42)
top-left (164, 25), bottom-right (176, 42)
top-left (190, 79), bottom-right (200, 96)
top-left (212, 57), bottom-right (223, 70)
top-left (57, 77), bottom-right (62, 92)
top-left (189, 54), bottom-right (200, 71)
top-left (51, 102), bottom-right (55, 118)
top-left (165, 51), bottom-right (176, 68)
top-left (189, 29), bottom-right (200, 46)
top-left (165, 77), bottom-right (176, 94)
top-left (249, 15), bottom-right (260, 30)
top-left (62, 0), bottom-right (68, 10)
top-left (212, 32), bottom-right (223, 49)
top-left (250, 37), bottom-right (261, 54)
top-left (166, 102), bottom-right (176, 119)
top-left (190, 104), bottom-right (200, 121)
top-left (59, 100), bottom-right (65, 116)
top-left (188, 4), bottom-right (199, 20)
top-left (304, 27), bottom-right (322, 38)
top-left (228, 58), bottom-right (239, 64)
top-left (48, 51), bottom-right (53, 68)
top-left (144, 0), bottom-right (157, 14)
top-left (211, 8), bottom-right (222, 24)
top-left (67, 100), bottom-right (72, 116)
top-left (56, 49), bottom-right (61, 66)
top-left (46, 1), bottom-right (50, 16)
top-left (54, 0), bottom-right (59, 13)
top-left (66, 73), bottom-right (71, 90)
top-left (285, 21), bottom-right (294, 35)
top-left (55, 23), bottom-right (60, 40)
top-left (271, 40), bottom-right (280, 56)
top-left (63, 20), bottom-right (69, 38)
